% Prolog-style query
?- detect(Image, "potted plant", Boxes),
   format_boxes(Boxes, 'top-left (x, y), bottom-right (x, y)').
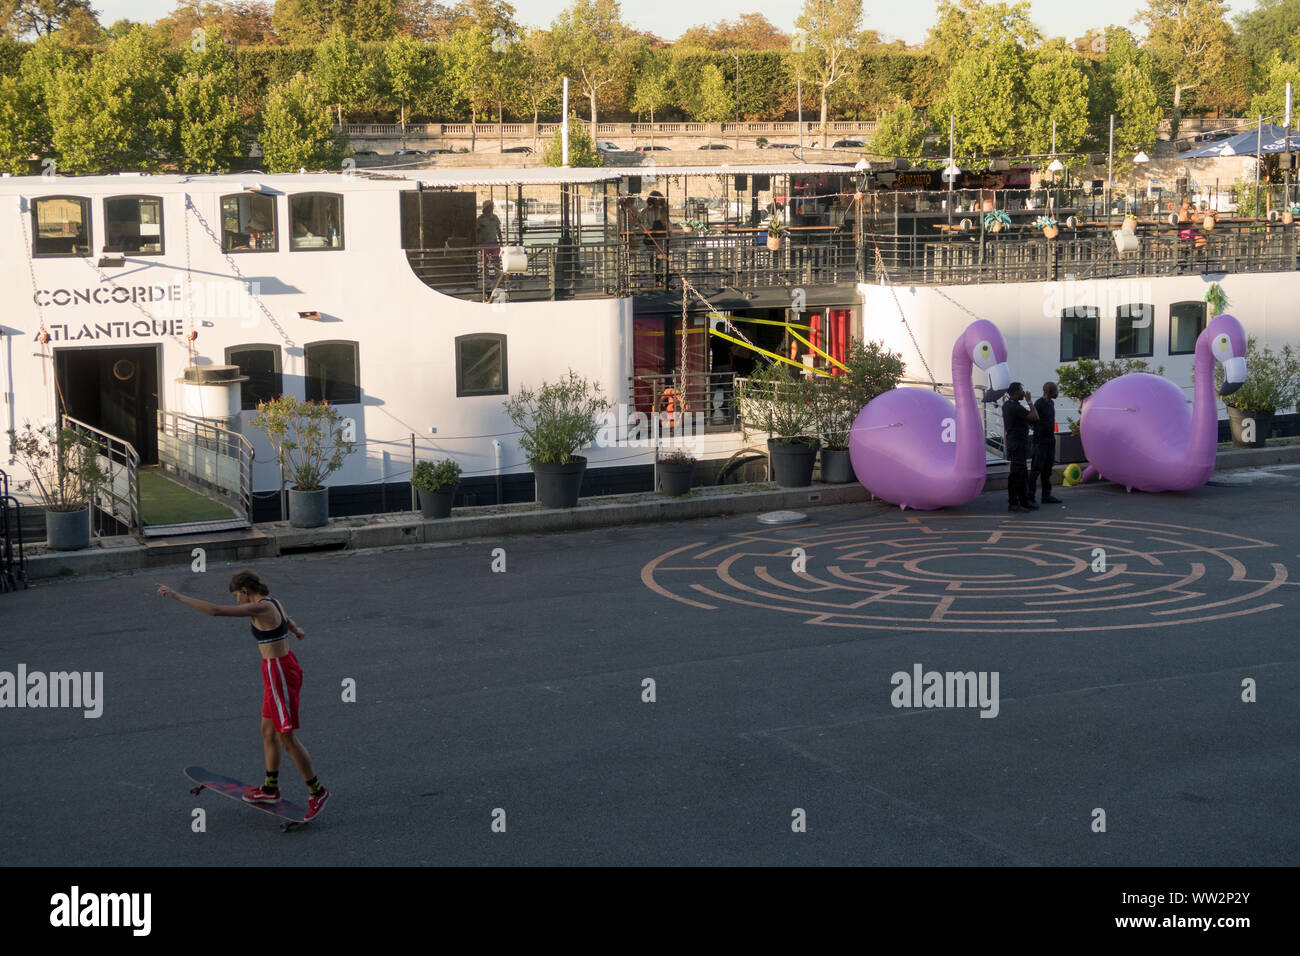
top-left (657, 448), bottom-right (695, 496)
top-left (1034, 215), bottom-right (1059, 239)
top-left (251, 396), bottom-right (355, 528)
top-left (412, 458), bottom-right (461, 518)
top-left (983, 209), bottom-right (1011, 234)
top-left (814, 339), bottom-right (906, 483)
top-left (504, 369), bottom-right (610, 508)
top-left (766, 208), bottom-right (786, 251)
top-left (1214, 338), bottom-right (1300, 447)
top-left (1121, 212), bottom-right (1138, 235)
top-left (1204, 282), bottom-right (1229, 318)
top-left (738, 361), bottom-right (820, 487)
top-left (1203, 207), bottom-right (1217, 230)
top-left (1055, 358), bottom-right (1165, 462)
top-left (7, 422), bottom-right (107, 551)
top-left (1283, 203), bottom-right (1298, 225)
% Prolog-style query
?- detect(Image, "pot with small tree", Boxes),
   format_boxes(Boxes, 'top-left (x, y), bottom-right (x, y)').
top-left (8, 422), bottom-right (108, 550)
top-left (814, 339), bottom-right (906, 483)
top-left (1215, 338), bottom-right (1300, 447)
top-left (251, 396), bottom-right (355, 528)
top-left (412, 458), bottom-right (462, 518)
top-left (1055, 357), bottom-right (1165, 463)
top-left (504, 369), bottom-right (610, 508)
top-left (656, 448), bottom-right (695, 496)
top-left (738, 361), bottom-right (820, 487)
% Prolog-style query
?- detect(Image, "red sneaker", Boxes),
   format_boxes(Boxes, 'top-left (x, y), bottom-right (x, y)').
top-left (306, 787), bottom-right (330, 820)
top-left (243, 786), bottom-right (280, 804)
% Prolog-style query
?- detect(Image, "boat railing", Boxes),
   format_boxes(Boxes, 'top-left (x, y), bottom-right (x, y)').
top-left (157, 410), bottom-right (255, 525)
top-left (62, 415), bottom-right (141, 536)
top-left (628, 371), bottom-right (743, 435)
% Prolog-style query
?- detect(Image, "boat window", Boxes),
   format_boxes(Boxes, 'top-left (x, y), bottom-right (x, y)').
top-left (226, 344), bottom-right (283, 410)
top-left (305, 341), bottom-right (360, 405)
top-left (1060, 307), bottom-right (1099, 362)
top-left (1169, 301), bottom-right (1206, 355)
top-left (456, 333), bottom-right (508, 397)
top-left (104, 196), bottom-right (164, 255)
top-left (32, 196), bottom-right (91, 257)
top-left (1115, 303), bottom-right (1153, 359)
top-left (289, 193), bottom-right (343, 251)
top-left (221, 193), bottom-right (278, 252)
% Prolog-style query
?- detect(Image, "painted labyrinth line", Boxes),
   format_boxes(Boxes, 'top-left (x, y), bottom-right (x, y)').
top-left (641, 515), bottom-right (1291, 633)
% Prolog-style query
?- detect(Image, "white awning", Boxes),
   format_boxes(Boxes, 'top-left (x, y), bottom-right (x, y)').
top-left (395, 168), bottom-right (624, 187)
top-left (629, 164), bottom-right (858, 177)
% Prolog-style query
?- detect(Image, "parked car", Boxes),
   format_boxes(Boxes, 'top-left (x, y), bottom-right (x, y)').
top-left (766, 143), bottom-right (800, 149)
top-left (698, 143), bottom-right (732, 150)
top-left (393, 149), bottom-right (424, 156)
top-left (351, 149), bottom-right (378, 157)
top-left (595, 141), bottom-right (626, 152)
top-left (425, 147), bottom-right (455, 154)
top-left (1191, 131), bottom-right (1232, 143)
top-left (832, 139), bottom-right (865, 149)
top-left (501, 145), bottom-right (533, 154)
top-left (635, 145), bottom-right (670, 152)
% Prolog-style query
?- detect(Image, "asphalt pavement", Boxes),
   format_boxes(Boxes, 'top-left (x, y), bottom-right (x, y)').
top-left (2, 471), bottom-right (1297, 866)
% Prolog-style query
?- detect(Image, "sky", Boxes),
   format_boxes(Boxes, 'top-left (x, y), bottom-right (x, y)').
top-left (89, 0), bottom-right (1261, 45)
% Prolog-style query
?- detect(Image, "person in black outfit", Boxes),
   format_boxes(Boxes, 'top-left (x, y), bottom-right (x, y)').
top-left (1002, 382), bottom-right (1038, 512)
top-left (1032, 382), bottom-right (1063, 504)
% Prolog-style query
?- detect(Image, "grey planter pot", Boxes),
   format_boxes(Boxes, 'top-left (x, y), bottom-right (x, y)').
top-left (767, 438), bottom-right (820, 488)
top-left (657, 461), bottom-right (695, 496)
top-left (289, 487), bottom-right (329, 528)
top-left (45, 507), bottom-right (90, 551)
top-left (1227, 406), bottom-right (1273, 448)
top-left (1055, 433), bottom-right (1086, 463)
top-left (533, 457), bottom-right (587, 509)
top-left (419, 486), bottom-right (457, 519)
top-left (819, 447), bottom-right (855, 484)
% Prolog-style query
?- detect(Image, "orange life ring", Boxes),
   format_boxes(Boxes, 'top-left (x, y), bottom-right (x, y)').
top-left (660, 386), bottom-right (689, 426)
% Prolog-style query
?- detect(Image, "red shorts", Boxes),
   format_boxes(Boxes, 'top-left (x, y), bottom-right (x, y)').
top-left (261, 652), bottom-right (302, 733)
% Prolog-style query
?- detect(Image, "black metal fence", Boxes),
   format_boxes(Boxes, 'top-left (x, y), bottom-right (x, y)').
top-left (1, 469), bottom-right (28, 592)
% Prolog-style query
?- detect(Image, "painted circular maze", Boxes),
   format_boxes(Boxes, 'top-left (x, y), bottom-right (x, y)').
top-left (641, 515), bottom-right (1291, 633)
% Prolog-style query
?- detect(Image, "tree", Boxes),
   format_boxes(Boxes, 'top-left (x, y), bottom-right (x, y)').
top-left (676, 13), bottom-right (788, 51)
top-left (689, 62), bottom-right (731, 126)
top-left (1138, 0), bottom-right (1234, 140)
top-left (259, 71), bottom-right (344, 170)
top-left (383, 33), bottom-right (430, 131)
top-left (169, 26), bottom-right (243, 172)
top-left (511, 27), bottom-right (558, 150)
top-left (1111, 59), bottom-right (1162, 157)
top-left (934, 39), bottom-right (1028, 156)
top-left (926, 0), bottom-right (1040, 68)
top-left (1022, 39), bottom-right (1090, 155)
top-left (0, 74), bottom-right (40, 171)
top-left (310, 24), bottom-right (372, 125)
top-left (1248, 51), bottom-right (1300, 119)
top-left (443, 24), bottom-right (494, 149)
top-left (57, 5), bottom-right (101, 42)
top-left (272, 0), bottom-right (398, 43)
top-left (50, 27), bottom-right (173, 172)
top-left (630, 48), bottom-right (672, 138)
top-left (550, 0), bottom-right (642, 131)
top-left (791, 0), bottom-right (863, 144)
top-left (1235, 0), bottom-right (1300, 67)
top-left (16, 32), bottom-right (72, 160)
top-left (153, 1), bottom-right (280, 47)
top-left (870, 99), bottom-right (931, 157)
top-left (1, 0), bottom-right (97, 39)
top-left (541, 115), bottom-right (602, 166)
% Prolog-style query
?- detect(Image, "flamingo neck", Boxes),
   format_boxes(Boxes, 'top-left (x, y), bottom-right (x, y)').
top-left (950, 338), bottom-right (984, 472)
top-left (1187, 333), bottom-right (1218, 461)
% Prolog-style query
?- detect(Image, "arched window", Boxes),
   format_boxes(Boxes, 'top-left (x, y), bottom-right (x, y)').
top-left (305, 340), bottom-right (360, 405)
top-left (226, 344), bottom-right (283, 410)
top-left (1169, 301), bottom-right (1207, 355)
top-left (32, 196), bottom-right (91, 257)
top-left (456, 333), bottom-right (508, 397)
top-left (221, 193), bottom-right (278, 252)
top-left (1060, 307), bottom-right (1099, 362)
top-left (103, 196), bottom-right (164, 255)
top-left (289, 193), bottom-right (343, 250)
top-left (1116, 303), bottom-right (1153, 358)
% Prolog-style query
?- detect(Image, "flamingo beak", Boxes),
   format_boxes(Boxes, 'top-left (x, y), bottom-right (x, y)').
top-left (984, 362), bottom-right (1011, 403)
top-left (1220, 357), bottom-right (1246, 396)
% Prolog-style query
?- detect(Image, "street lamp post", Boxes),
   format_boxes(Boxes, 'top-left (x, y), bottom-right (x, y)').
top-left (1133, 150), bottom-right (1150, 218)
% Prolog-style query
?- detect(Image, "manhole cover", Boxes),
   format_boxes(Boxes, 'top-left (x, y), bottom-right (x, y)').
top-left (757, 510), bottom-right (808, 525)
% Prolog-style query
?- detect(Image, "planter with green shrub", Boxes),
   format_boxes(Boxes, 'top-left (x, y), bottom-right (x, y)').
top-left (250, 396), bottom-right (355, 528)
top-left (504, 369), bottom-right (610, 508)
top-left (8, 422), bottom-right (108, 550)
top-left (814, 339), bottom-right (906, 483)
top-left (656, 449), bottom-right (695, 497)
top-left (412, 458), bottom-right (462, 518)
top-left (1213, 338), bottom-right (1300, 447)
top-left (738, 361), bottom-right (820, 487)
top-left (1055, 357), bottom-right (1165, 461)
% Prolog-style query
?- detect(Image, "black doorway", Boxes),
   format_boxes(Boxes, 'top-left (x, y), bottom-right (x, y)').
top-left (55, 345), bottom-right (161, 464)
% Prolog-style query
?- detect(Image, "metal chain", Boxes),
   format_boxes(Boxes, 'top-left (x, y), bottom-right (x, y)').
top-left (185, 195), bottom-right (295, 349)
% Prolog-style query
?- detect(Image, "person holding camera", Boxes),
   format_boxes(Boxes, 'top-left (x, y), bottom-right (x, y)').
top-left (1002, 382), bottom-right (1038, 512)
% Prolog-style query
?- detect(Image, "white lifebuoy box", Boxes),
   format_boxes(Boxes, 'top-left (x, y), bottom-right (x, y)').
top-left (500, 246), bottom-right (528, 274)
top-left (178, 365), bottom-right (248, 422)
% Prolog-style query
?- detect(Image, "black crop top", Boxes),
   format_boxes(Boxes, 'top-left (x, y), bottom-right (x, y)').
top-left (251, 598), bottom-right (289, 644)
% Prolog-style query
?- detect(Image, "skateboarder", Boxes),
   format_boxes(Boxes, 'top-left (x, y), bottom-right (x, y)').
top-left (157, 570), bottom-right (330, 820)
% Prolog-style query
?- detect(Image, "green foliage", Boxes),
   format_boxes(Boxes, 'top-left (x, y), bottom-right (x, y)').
top-left (737, 361), bottom-right (818, 441)
top-left (383, 33), bottom-right (431, 124)
top-left (271, 0), bottom-right (399, 44)
top-left (870, 99), bottom-right (931, 157)
top-left (814, 340), bottom-right (906, 448)
top-left (1022, 40), bottom-right (1089, 154)
top-left (1214, 338), bottom-right (1300, 413)
top-left (690, 63), bottom-right (733, 124)
top-left (311, 25), bottom-right (374, 124)
top-left (1204, 282), bottom-right (1228, 317)
top-left (659, 448), bottom-right (695, 465)
top-left (411, 457), bottom-right (462, 491)
top-left (503, 369), bottom-right (611, 465)
top-left (0, 73), bottom-right (38, 172)
top-left (169, 29), bottom-right (242, 173)
top-left (250, 395), bottom-right (355, 491)
top-left (7, 422), bottom-right (108, 512)
top-left (550, 0), bottom-right (644, 126)
top-left (1247, 51), bottom-right (1300, 119)
top-left (541, 118), bottom-right (603, 166)
top-left (1234, 0), bottom-right (1300, 68)
top-left (1056, 357), bottom-right (1165, 403)
top-left (259, 72), bottom-right (346, 171)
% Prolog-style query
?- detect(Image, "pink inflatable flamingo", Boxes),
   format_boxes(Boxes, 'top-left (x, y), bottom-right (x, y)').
top-left (849, 319), bottom-right (1012, 510)
top-left (1079, 312), bottom-right (1247, 492)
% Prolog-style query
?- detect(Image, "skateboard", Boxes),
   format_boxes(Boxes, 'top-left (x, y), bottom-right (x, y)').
top-left (185, 766), bottom-right (310, 832)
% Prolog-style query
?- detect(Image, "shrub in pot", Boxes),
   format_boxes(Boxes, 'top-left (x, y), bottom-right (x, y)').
top-left (657, 449), bottom-right (695, 496)
top-left (251, 396), bottom-right (355, 528)
top-left (1056, 357), bottom-right (1164, 462)
top-left (766, 209), bottom-right (786, 251)
top-left (504, 369), bottom-right (610, 508)
top-left (8, 422), bottom-right (107, 550)
top-left (738, 361), bottom-right (819, 487)
top-left (1211, 337), bottom-right (1300, 447)
top-left (814, 339), bottom-right (906, 483)
top-left (412, 458), bottom-right (462, 518)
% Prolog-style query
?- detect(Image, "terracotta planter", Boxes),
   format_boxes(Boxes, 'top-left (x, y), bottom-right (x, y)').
top-left (989, 221), bottom-right (1003, 234)
top-left (1042, 224), bottom-right (1059, 239)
